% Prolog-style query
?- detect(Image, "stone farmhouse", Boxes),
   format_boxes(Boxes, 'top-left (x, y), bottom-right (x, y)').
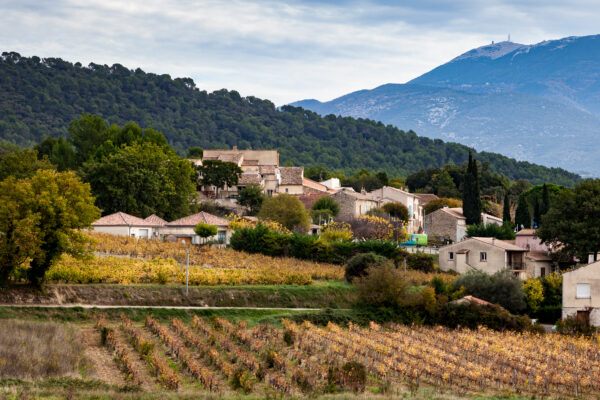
top-left (368, 186), bottom-right (438, 233)
top-left (424, 207), bottom-right (502, 244)
top-left (196, 148), bottom-right (329, 198)
top-left (439, 236), bottom-right (553, 279)
top-left (562, 261), bottom-right (600, 327)
top-left (92, 211), bottom-right (231, 245)
top-left (331, 188), bottom-right (379, 221)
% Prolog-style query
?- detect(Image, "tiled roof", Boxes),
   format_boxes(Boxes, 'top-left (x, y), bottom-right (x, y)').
top-left (472, 237), bottom-right (527, 251)
top-left (92, 212), bottom-right (148, 227)
top-left (453, 295), bottom-right (494, 306)
top-left (516, 229), bottom-right (537, 236)
top-left (334, 188), bottom-right (376, 201)
top-left (525, 251), bottom-right (552, 261)
top-left (238, 174), bottom-right (263, 185)
top-left (217, 153), bottom-right (243, 163)
top-left (439, 207), bottom-right (467, 220)
top-left (296, 192), bottom-right (331, 209)
top-left (414, 193), bottom-right (439, 204)
top-left (302, 177), bottom-right (328, 192)
top-left (259, 165), bottom-right (277, 174)
top-left (166, 212), bottom-right (229, 227)
top-left (143, 214), bottom-right (167, 227)
top-left (280, 167), bottom-right (304, 185)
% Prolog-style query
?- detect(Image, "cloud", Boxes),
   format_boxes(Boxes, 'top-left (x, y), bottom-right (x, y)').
top-left (1, 0), bottom-right (599, 104)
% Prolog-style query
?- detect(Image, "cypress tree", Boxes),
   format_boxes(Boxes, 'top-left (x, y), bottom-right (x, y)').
top-left (533, 197), bottom-right (541, 228)
top-left (541, 183), bottom-right (550, 216)
top-left (502, 192), bottom-right (511, 223)
top-left (515, 194), bottom-right (531, 230)
top-left (462, 151), bottom-right (482, 225)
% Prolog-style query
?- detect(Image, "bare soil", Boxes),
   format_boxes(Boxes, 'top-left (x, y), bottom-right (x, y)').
top-left (79, 325), bottom-right (126, 386)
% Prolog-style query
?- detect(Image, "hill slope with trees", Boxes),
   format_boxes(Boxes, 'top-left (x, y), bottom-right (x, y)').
top-left (0, 52), bottom-right (580, 186)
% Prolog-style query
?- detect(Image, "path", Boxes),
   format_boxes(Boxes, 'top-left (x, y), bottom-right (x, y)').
top-left (79, 325), bottom-right (126, 386)
top-left (0, 304), bottom-right (323, 310)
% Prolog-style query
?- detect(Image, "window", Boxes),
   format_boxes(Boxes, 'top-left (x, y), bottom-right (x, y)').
top-left (285, 188), bottom-right (288, 193)
top-left (576, 283), bottom-right (591, 299)
top-left (540, 267), bottom-right (546, 277)
top-left (217, 231), bottom-right (226, 244)
top-left (448, 252), bottom-right (454, 260)
top-left (480, 252), bottom-right (487, 261)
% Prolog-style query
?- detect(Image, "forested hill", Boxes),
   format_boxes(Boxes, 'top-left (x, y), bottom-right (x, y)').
top-left (0, 52), bottom-right (580, 186)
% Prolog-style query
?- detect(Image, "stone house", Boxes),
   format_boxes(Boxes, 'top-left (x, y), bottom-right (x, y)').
top-left (439, 237), bottom-right (552, 279)
top-left (331, 188), bottom-right (379, 221)
top-left (91, 212), bottom-right (165, 239)
top-left (424, 207), bottom-right (502, 244)
top-left (562, 261), bottom-right (600, 327)
top-left (160, 212), bottom-right (231, 245)
top-left (515, 229), bottom-right (552, 252)
top-left (368, 186), bottom-right (435, 233)
top-left (278, 167), bottom-right (304, 194)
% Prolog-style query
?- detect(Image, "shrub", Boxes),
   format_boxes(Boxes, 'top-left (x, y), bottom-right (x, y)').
top-left (382, 202), bottom-right (409, 222)
top-left (454, 270), bottom-right (527, 314)
top-left (556, 314), bottom-right (597, 336)
top-left (258, 193), bottom-right (310, 231)
top-left (354, 263), bottom-right (408, 307)
top-left (404, 252), bottom-right (435, 272)
top-left (423, 198), bottom-right (462, 215)
top-left (312, 196), bottom-right (339, 216)
top-left (328, 362), bottom-right (366, 393)
top-left (320, 222), bottom-right (353, 242)
top-left (441, 302), bottom-right (532, 332)
top-left (283, 329), bottom-right (295, 346)
top-left (466, 222), bottom-right (515, 240)
top-left (345, 252), bottom-right (388, 282)
top-left (523, 278), bottom-right (544, 312)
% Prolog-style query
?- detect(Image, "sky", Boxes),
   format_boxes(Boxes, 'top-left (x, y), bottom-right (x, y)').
top-left (2, 0), bottom-right (599, 105)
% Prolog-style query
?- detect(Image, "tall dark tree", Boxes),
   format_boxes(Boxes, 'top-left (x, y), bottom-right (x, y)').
top-left (541, 183), bottom-right (550, 216)
top-left (533, 198), bottom-right (542, 228)
top-left (462, 151), bottom-right (482, 225)
top-left (514, 194), bottom-right (531, 230)
top-left (502, 192), bottom-right (511, 223)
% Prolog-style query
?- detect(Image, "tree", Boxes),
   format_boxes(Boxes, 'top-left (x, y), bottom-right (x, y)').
top-left (35, 137), bottom-right (77, 171)
top-left (514, 194), bottom-right (531, 230)
top-left (432, 170), bottom-right (460, 198)
top-left (462, 151), bottom-right (482, 225)
top-left (187, 147), bottom-right (203, 159)
top-left (541, 183), bottom-right (550, 216)
top-left (0, 149), bottom-right (54, 181)
top-left (0, 170), bottom-right (100, 286)
top-left (198, 160), bottom-right (242, 198)
top-left (258, 193), bottom-right (311, 231)
top-left (345, 252), bottom-right (389, 282)
top-left (375, 171), bottom-right (389, 186)
top-left (83, 142), bottom-right (196, 220)
top-left (381, 202), bottom-right (409, 222)
top-left (453, 270), bottom-right (527, 314)
top-left (423, 198), bottom-right (462, 215)
top-left (533, 198), bottom-right (542, 228)
top-left (194, 223), bottom-right (218, 244)
top-left (466, 223), bottom-right (515, 240)
top-left (537, 180), bottom-right (600, 261)
top-left (312, 196), bottom-right (339, 217)
top-left (68, 113), bottom-right (111, 164)
top-left (238, 184), bottom-right (265, 216)
top-left (502, 192), bottom-right (511, 223)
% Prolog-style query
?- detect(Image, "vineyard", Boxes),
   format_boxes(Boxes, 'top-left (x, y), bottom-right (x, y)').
top-left (39, 232), bottom-right (455, 286)
top-left (93, 315), bottom-right (600, 397)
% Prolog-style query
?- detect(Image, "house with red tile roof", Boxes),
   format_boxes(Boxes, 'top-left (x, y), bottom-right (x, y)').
top-left (91, 212), bottom-right (161, 239)
top-left (160, 212), bottom-right (231, 245)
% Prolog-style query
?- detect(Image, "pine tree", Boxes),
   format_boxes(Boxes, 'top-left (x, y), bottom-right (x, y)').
top-left (515, 194), bottom-right (531, 230)
top-left (502, 192), bottom-right (511, 223)
top-left (462, 151), bottom-right (482, 225)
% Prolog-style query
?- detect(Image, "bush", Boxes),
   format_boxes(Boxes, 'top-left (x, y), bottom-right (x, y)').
top-left (453, 270), bottom-right (527, 314)
top-left (258, 193), bottom-right (310, 231)
top-left (312, 196), bottom-right (339, 216)
top-left (441, 302), bottom-right (532, 332)
top-left (230, 224), bottom-right (406, 265)
top-left (466, 222), bottom-right (515, 240)
top-left (404, 252), bottom-right (435, 272)
top-left (382, 202), bottom-right (409, 222)
top-left (354, 263), bottom-right (408, 307)
top-left (328, 362), bottom-right (366, 393)
top-left (345, 252), bottom-right (388, 282)
top-left (424, 198), bottom-right (462, 215)
top-left (556, 314), bottom-right (597, 336)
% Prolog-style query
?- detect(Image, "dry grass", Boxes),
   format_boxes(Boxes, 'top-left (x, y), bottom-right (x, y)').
top-left (0, 320), bottom-right (89, 380)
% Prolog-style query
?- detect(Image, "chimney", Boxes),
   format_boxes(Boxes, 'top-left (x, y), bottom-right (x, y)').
top-left (232, 145), bottom-right (238, 151)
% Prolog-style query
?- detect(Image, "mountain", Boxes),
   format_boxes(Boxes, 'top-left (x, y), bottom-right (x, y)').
top-left (292, 35), bottom-right (600, 176)
top-left (0, 52), bottom-right (580, 186)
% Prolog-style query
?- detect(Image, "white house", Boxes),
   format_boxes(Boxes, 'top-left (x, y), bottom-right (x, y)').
top-left (562, 262), bottom-right (600, 327)
top-left (160, 212), bottom-right (231, 245)
top-left (91, 212), bottom-right (165, 239)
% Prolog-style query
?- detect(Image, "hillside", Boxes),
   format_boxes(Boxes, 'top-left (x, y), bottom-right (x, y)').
top-left (292, 35), bottom-right (600, 176)
top-left (0, 52), bottom-right (580, 185)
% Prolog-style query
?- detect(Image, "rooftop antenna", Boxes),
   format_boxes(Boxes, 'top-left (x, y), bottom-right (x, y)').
top-left (508, 34), bottom-right (511, 42)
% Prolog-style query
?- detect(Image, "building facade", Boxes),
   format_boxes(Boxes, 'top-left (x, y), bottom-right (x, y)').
top-left (562, 261), bottom-right (600, 327)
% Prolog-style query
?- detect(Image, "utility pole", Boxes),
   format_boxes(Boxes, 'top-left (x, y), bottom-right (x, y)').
top-left (186, 247), bottom-right (190, 296)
